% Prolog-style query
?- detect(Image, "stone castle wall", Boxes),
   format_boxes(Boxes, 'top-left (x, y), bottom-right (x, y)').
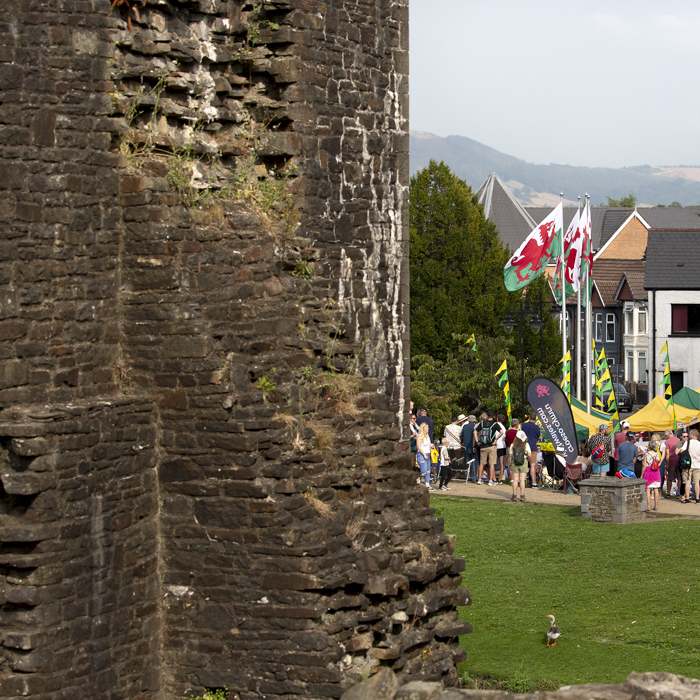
top-left (0, 1), bottom-right (471, 698)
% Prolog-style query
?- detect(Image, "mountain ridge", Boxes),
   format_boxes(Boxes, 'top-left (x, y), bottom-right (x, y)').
top-left (410, 132), bottom-right (700, 207)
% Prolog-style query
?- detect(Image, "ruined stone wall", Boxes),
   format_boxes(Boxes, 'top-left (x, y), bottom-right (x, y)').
top-left (0, 398), bottom-right (160, 700)
top-left (0, 0), bottom-right (121, 407)
top-left (1, 1), bottom-right (471, 699)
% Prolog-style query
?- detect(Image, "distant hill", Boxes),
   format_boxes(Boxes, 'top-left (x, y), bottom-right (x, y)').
top-left (410, 132), bottom-right (700, 207)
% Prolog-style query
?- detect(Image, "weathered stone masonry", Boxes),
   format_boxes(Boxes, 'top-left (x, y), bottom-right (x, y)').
top-left (1, 2), bottom-right (470, 699)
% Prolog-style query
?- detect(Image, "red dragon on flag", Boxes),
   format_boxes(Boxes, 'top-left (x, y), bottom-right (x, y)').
top-left (504, 202), bottom-right (563, 292)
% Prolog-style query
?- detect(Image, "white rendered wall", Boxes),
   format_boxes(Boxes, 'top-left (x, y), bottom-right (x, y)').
top-left (650, 290), bottom-right (700, 396)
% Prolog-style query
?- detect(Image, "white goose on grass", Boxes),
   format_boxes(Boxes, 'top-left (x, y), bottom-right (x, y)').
top-left (546, 614), bottom-right (560, 647)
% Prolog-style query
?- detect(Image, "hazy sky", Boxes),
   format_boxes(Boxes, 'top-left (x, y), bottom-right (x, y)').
top-left (410, 0), bottom-right (700, 169)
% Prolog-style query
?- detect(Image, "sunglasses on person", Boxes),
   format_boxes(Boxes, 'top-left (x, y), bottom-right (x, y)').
top-left (682, 434), bottom-right (688, 438)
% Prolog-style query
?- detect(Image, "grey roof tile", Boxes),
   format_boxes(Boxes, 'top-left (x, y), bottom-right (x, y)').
top-left (639, 208), bottom-right (700, 229)
top-left (613, 260), bottom-right (647, 300)
top-left (645, 230), bottom-right (700, 290)
top-left (599, 209), bottom-right (632, 249)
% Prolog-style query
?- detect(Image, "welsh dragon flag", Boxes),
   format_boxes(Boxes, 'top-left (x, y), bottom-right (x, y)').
top-left (504, 203), bottom-right (563, 292)
top-left (580, 199), bottom-right (593, 306)
top-left (553, 209), bottom-right (583, 305)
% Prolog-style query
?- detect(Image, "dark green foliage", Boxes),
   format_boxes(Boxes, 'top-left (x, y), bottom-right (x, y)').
top-left (410, 160), bottom-right (511, 360)
top-left (409, 161), bottom-right (562, 433)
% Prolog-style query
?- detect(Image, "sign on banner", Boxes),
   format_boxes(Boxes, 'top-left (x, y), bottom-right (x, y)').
top-left (526, 376), bottom-right (579, 464)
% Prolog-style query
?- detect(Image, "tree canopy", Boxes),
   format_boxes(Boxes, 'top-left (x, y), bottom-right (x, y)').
top-left (410, 160), bottom-right (511, 359)
top-left (605, 193), bottom-right (636, 207)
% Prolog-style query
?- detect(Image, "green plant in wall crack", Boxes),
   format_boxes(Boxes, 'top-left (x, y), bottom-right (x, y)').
top-left (257, 373), bottom-right (278, 400)
top-left (292, 260), bottom-right (313, 280)
top-left (188, 689), bottom-right (228, 700)
top-left (113, 360), bottom-right (133, 395)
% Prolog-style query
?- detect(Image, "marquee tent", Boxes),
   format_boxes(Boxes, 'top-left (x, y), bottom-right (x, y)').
top-left (674, 387), bottom-right (700, 411)
top-left (626, 396), bottom-right (700, 433)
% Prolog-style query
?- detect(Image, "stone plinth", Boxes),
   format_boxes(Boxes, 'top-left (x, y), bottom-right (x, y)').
top-left (580, 477), bottom-right (647, 523)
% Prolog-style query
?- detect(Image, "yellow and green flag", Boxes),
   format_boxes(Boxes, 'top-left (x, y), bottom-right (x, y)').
top-left (495, 360), bottom-right (511, 425)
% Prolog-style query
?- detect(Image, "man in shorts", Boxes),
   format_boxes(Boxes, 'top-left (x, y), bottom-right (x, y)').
top-left (473, 409), bottom-right (503, 485)
top-left (588, 423), bottom-right (612, 476)
top-left (521, 412), bottom-right (541, 488)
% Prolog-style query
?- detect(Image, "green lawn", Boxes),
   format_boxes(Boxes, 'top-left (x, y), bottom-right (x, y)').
top-left (432, 497), bottom-right (700, 689)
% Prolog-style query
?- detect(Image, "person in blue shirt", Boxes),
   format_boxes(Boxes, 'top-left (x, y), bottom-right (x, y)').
top-left (617, 431), bottom-right (641, 475)
top-left (460, 414), bottom-right (477, 482)
top-left (415, 408), bottom-right (434, 444)
top-left (520, 411), bottom-right (541, 488)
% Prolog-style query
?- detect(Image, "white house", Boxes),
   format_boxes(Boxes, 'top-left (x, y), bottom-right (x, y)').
top-left (614, 262), bottom-right (648, 383)
top-left (645, 230), bottom-right (700, 397)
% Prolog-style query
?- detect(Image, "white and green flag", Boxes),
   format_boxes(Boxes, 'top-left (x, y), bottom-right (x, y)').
top-left (504, 202), bottom-right (563, 292)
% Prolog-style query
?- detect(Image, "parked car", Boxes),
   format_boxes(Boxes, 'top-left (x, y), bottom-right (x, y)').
top-left (601, 382), bottom-right (633, 413)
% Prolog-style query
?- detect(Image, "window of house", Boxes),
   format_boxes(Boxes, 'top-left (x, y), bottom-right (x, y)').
top-left (595, 313), bottom-right (603, 342)
top-left (606, 313), bottom-right (615, 342)
top-left (625, 309), bottom-right (633, 335)
top-left (637, 310), bottom-right (647, 335)
top-left (638, 351), bottom-right (647, 384)
top-left (627, 350), bottom-right (634, 382)
top-left (671, 371), bottom-right (684, 395)
top-left (672, 304), bottom-right (700, 334)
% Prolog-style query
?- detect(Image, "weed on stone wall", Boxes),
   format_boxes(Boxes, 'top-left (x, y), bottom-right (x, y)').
top-left (116, 85), bottom-right (300, 239)
top-left (188, 689), bottom-right (228, 700)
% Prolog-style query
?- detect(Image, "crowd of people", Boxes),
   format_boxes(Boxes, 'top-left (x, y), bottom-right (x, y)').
top-left (409, 403), bottom-right (700, 509)
top-left (410, 405), bottom-right (550, 500)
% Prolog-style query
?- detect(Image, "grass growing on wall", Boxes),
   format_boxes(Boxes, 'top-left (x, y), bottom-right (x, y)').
top-left (433, 497), bottom-right (700, 690)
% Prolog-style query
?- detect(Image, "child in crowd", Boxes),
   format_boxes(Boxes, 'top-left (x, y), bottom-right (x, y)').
top-left (438, 438), bottom-right (453, 491)
top-left (430, 443), bottom-right (440, 483)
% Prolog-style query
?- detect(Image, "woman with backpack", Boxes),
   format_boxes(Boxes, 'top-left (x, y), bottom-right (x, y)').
top-left (509, 431), bottom-right (530, 502)
top-left (642, 433), bottom-right (662, 511)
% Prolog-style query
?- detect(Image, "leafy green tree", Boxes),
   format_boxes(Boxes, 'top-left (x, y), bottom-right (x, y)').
top-left (669, 201), bottom-right (682, 208)
top-left (409, 161), bottom-right (563, 433)
top-left (605, 193), bottom-right (636, 207)
top-left (410, 160), bottom-right (511, 360)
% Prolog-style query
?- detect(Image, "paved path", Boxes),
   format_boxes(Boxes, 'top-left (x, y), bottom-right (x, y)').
top-left (431, 479), bottom-right (700, 518)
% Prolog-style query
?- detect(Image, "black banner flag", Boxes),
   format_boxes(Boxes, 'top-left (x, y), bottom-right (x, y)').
top-left (526, 376), bottom-right (578, 464)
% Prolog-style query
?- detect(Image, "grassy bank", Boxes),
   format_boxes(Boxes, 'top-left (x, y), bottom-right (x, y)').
top-left (432, 497), bottom-right (700, 689)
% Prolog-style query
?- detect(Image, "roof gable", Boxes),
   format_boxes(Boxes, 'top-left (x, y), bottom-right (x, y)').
top-left (594, 210), bottom-right (649, 261)
top-left (615, 275), bottom-right (634, 301)
top-left (477, 173), bottom-right (536, 253)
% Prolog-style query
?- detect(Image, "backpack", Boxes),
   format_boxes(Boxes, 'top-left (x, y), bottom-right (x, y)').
top-left (477, 420), bottom-right (496, 447)
top-left (512, 444), bottom-right (526, 466)
top-left (645, 450), bottom-right (659, 471)
top-left (430, 447), bottom-right (439, 466)
top-left (678, 444), bottom-right (692, 469)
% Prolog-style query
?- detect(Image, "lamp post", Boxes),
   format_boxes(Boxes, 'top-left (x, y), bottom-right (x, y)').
top-left (502, 300), bottom-right (543, 421)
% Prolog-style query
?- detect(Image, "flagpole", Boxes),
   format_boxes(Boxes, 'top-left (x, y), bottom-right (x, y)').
top-left (560, 192), bottom-right (567, 392)
top-left (585, 194), bottom-right (592, 413)
top-left (576, 195), bottom-right (582, 401)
